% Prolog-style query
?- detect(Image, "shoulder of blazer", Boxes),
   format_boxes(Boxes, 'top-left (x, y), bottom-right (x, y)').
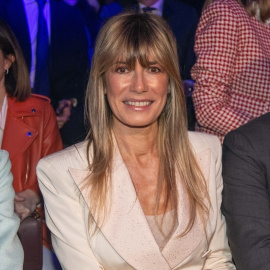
top-left (7, 95), bottom-right (51, 116)
top-left (224, 112), bottom-right (270, 151)
top-left (42, 140), bottom-right (89, 169)
top-left (188, 131), bottom-right (221, 156)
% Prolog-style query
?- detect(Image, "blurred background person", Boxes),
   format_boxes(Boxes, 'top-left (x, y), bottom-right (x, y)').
top-left (0, 150), bottom-right (24, 270)
top-left (0, 0), bottom-right (91, 147)
top-left (179, 0), bottom-right (205, 16)
top-left (62, 0), bottom-right (101, 43)
top-left (37, 12), bottom-right (235, 269)
top-left (191, 0), bottom-right (270, 142)
top-left (98, 0), bottom-right (115, 5)
top-left (0, 18), bottom-right (62, 269)
top-left (222, 112), bottom-right (270, 270)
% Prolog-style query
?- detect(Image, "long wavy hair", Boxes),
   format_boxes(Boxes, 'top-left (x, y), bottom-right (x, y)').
top-left (203, 0), bottom-right (270, 22)
top-left (0, 18), bottom-right (31, 101)
top-left (84, 12), bottom-right (210, 235)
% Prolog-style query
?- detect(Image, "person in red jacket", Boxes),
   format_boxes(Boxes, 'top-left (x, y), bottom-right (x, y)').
top-left (0, 18), bottom-right (63, 268)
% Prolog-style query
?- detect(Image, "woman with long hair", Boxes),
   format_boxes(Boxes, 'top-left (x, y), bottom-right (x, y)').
top-left (0, 18), bottom-right (63, 268)
top-left (37, 12), bottom-right (235, 269)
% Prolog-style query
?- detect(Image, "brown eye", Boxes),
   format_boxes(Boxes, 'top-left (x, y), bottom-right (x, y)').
top-left (116, 67), bottom-right (128, 73)
top-left (149, 67), bottom-right (161, 73)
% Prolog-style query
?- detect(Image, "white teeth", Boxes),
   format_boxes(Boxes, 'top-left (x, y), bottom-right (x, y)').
top-left (125, 101), bottom-right (151, 106)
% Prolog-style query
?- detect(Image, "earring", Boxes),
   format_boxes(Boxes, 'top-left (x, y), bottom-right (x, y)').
top-left (167, 88), bottom-right (171, 94)
top-left (5, 69), bottom-right (9, 75)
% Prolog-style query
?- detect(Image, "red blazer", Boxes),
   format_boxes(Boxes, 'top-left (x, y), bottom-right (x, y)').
top-left (2, 94), bottom-right (63, 247)
top-left (191, 0), bottom-right (270, 141)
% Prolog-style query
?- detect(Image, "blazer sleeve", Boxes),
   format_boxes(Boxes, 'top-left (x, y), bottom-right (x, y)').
top-left (37, 157), bottom-right (101, 270)
top-left (222, 131), bottom-right (270, 269)
top-left (0, 150), bottom-right (24, 270)
top-left (191, 3), bottom-right (252, 136)
top-left (203, 137), bottom-right (235, 269)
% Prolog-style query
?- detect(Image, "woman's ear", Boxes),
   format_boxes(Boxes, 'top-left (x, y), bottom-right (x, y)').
top-left (4, 54), bottom-right (15, 71)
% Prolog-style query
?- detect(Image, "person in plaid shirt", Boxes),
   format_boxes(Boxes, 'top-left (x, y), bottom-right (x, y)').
top-left (191, 0), bottom-right (270, 142)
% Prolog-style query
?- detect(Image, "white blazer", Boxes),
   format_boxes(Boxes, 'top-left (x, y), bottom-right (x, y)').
top-left (37, 132), bottom-right (235, 270)
top-left (0, 150), bottom-right (24, 270)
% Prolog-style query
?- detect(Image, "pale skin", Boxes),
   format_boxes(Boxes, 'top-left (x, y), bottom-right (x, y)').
top-left (0, 50), bottom-right (40, 221)
top-left (105, 58), bottom-right (171, 215)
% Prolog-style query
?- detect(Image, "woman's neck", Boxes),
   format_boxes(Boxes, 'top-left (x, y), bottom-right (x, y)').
top-left (113, 122), bottom-right (159, 164)
top-left (113, 121), bottom-right (171, 215)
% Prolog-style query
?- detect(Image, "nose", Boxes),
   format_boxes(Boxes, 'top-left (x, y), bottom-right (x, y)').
top-left (131, 64), bottom-right (147, 94)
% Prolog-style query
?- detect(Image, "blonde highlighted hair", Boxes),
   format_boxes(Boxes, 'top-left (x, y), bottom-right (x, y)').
top-left (84, 12), bottom-right (210, 235)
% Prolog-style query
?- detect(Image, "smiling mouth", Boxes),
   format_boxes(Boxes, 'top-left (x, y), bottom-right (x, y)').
top-left (124, 101), bottom-right (152, 106)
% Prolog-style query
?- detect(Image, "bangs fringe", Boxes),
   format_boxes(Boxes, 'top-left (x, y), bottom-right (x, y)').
top-left (97, 13), bottom-right (174, 73)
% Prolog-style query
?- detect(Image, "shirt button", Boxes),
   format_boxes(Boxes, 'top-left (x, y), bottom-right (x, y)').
top-left (27, 132), bottom-right (32, 136)
top-left (32, 109), bottom-right (36, 113)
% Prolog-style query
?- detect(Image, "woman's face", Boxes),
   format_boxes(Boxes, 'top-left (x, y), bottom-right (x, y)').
top-left (105, 57), bottom-right (169, 130)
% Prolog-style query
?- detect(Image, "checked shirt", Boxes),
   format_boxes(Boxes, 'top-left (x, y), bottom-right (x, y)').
top-left (191, 0), bottom-right (270, 142)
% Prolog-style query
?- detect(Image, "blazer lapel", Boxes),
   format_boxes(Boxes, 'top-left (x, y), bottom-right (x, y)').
top-left (2, 99), bottom-right (38, 165)
top-left (69, 143), bottom-right (171, 270)
top-left (69, 143), bottom-right (211, 269)
top-left (162, 148), bottom-right (211, 268)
